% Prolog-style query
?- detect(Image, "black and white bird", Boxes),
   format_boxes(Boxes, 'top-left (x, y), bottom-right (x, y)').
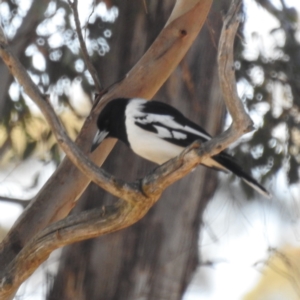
top-left (91, 98), bottom-right (270, 198)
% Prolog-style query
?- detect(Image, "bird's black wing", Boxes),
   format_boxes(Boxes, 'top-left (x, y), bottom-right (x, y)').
top-left (134, 100), bottom-right (270, 197)
top-left (135, 100), bottom-right (212, 147)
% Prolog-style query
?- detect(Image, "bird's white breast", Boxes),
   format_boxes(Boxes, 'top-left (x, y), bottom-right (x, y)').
top-left (127, 124), bottom-right (185, 164)
top-left (125, 99), bottom-right (184, 164)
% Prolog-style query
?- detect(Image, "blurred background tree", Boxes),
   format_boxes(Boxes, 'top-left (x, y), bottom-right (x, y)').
top-left (0, 0), bottom-right (299, 299)
top-left (234, 0), bottom-right (300, 197)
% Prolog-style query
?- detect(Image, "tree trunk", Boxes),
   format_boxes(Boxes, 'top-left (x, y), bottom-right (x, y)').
top-left (47, 1), bottom-right (230, 299)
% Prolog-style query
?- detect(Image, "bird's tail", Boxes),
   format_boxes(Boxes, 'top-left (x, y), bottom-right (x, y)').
top-left (213, 153), bottom-right (271, 198)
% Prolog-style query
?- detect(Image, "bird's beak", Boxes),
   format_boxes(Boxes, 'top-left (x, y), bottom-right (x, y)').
top-left (91, 130), bottom-right (109, 152)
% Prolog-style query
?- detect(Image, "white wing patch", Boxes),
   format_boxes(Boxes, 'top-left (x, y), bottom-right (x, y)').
top-left (126, 99), bottom-right (211, 141)
top-left (184, 125), bottom-right (211, 140)
top-left (153, 125), bottom-right (172, 138)
top-left (145, 114), bottom-right (211, 140)
top-left (172, 131), bottom-right (187, 139)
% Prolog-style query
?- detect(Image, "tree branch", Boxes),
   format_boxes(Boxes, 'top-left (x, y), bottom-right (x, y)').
top-left (0, 196), bottom-right (30, 208)
top-left (68, 0), bottom-right (102, 92)
top-left (218, 0), bottom-right (253, 132)
top-left (0, 1), bottom-right (252, 298)
top-left (0, 40), bottom-right (141, 203)
top-left (0, 0), bottom-right (214, 286)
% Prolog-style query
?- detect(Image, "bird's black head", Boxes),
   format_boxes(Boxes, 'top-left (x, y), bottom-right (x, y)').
top-left (91, 98), bottom-right (130, 152)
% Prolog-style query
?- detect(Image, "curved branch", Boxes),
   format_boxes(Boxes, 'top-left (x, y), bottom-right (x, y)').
top-left (218, 0), bottom-right (253, 132)
top-left (68, 0), bottom-right (102, 92)
top-left (0, 43), bottom-right (141, 201)
top-left (0, 1), bottom-right (251, 298)
top-left (0, 0), bottom-right (214, 287)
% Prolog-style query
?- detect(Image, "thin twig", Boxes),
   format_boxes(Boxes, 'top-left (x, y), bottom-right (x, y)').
top-left (86, 0), bottom-right (96, 29)
top-left (68, 0), bottom-right (102, 92)
top-left (0, 196), bottom-right (30, 208)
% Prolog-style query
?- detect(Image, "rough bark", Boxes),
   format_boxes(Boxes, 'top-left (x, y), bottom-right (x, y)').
top-left (47, 1), bottom-right (230, 299)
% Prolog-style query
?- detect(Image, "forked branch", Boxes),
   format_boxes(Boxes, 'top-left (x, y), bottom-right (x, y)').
top-left (0, 0), bottom-right (214, 275)
top-left (0, 0), bottom-right (214, 281)
top-left (0, 0), bottom-right (247, 298)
